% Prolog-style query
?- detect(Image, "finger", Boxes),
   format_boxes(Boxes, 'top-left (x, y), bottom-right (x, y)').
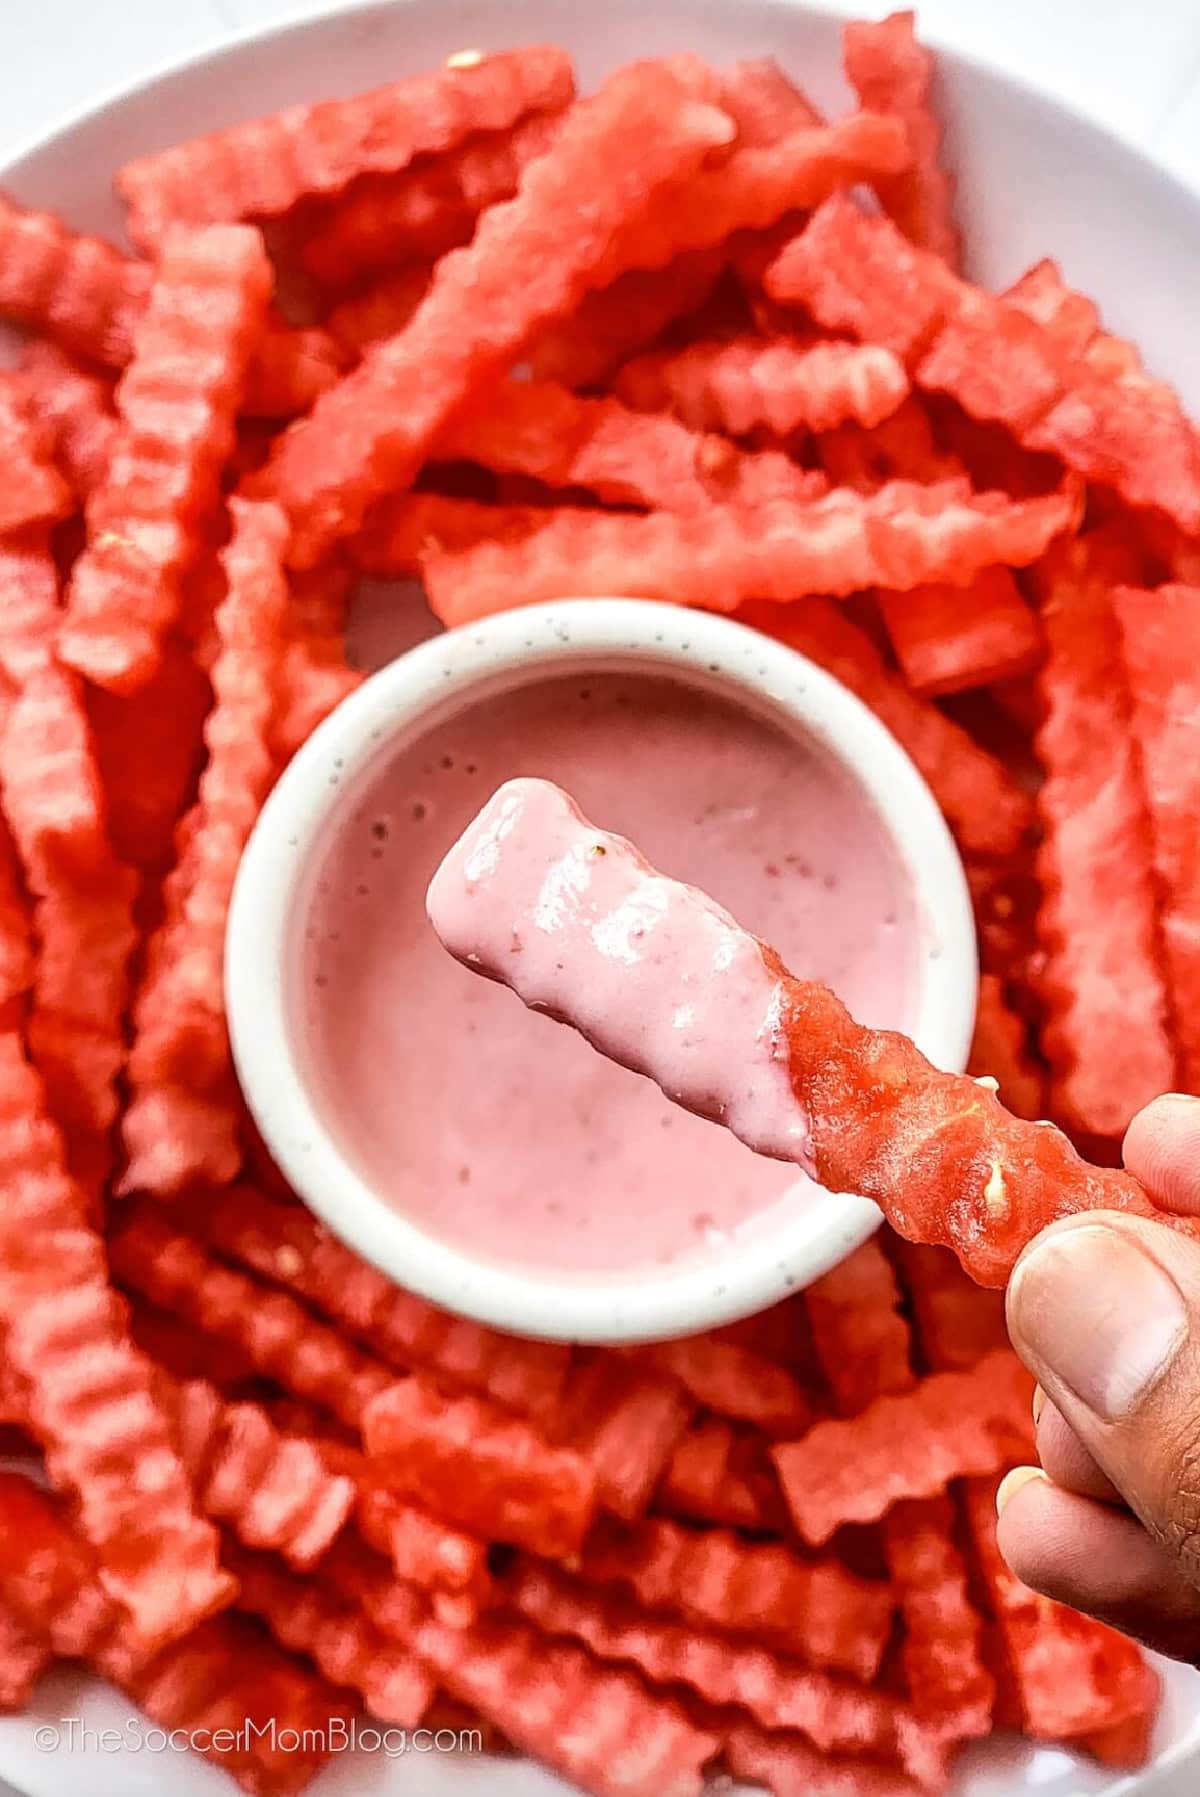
top-left (1036, 1398), bottom-right (1123, 1505)
top-left (1124, 1093), bottom-right (1200, 1215)
top-left (996, 1472), bottom-right (1200, 1662)
top-left (1007, 1211), bottom-right (1200, 1592)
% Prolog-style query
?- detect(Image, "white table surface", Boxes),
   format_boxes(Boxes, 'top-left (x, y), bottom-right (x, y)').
top-left (0, 3), bottom-right (1196, 1795)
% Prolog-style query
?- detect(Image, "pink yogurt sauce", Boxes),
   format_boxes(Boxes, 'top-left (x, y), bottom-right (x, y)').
top-left (299, 671), bottom-right (918, 1275)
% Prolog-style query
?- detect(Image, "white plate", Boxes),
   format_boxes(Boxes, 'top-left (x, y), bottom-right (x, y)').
top-left (2, 2), bottom-right (1200, 1792)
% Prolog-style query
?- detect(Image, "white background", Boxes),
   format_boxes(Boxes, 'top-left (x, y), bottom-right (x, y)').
top-left (2, 0), bottom-right (1199, 186)
top-left (0, 3), bottom-right (1196, 1796)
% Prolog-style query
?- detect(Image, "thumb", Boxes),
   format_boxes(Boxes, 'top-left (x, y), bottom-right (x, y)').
top-left (1007, 1211), bottom-right (1200, 1588)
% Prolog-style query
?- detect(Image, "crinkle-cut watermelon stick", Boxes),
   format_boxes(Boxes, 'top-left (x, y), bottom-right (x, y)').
top-left (271, 560), bottom-right (361, 765)
top-left (427, 777), bottom-right (1189, 1288)
top-left (196, 1181), bottom-right (570, 1422)
top-left (657, 1416), bottom-right (784, 1532)
top-left (161, 1373), bottom-right (357, 1569)
top-left (223, 1538), bottom-right (435, 1726)
top-left (18, 341), bottom-right (117, 499)
top-left (963, 1478), bottom-right (1159, 1748)
top-left (1113, 584), bottom-right (1200, 1094)
top-left (414, 1608), bottom-right (721, 1797)
top-left (615, 334), bottom-right (910, 436)
top-left (439, 375), bottom-right (826, 513)
top-left (300, 108), bottom-right (565, 285)
top-left (803, 1240), bottom-right (995, 1744)
top-left (0, 1037), bottom-right (233, 1646)
top-left (60, 227), bottom-right (273, 695)
top-left (590, 110), bottom-right (909, 287)
top-left (843, 11), bottom-right (960, 266)
top-left (504, 1557), bottom-right (928, 1769)
top-left (0, 1473), bottom-right (352, 1793)
top-left (108, 1200), bottom-right (394, 1431)
top-left (418, 480), bottom-right (1077, 624)
top-left (116, 47), bottom-right (575, 247)
top-left (262, 60), bottom-right (737, 564)
top-left (745, 597), bottom-right (1035, 862)
top-left (0, 515), bottom-right (138, 1196)
top-left (0, 378), bottom-right (71, 535)
top-left (1033, 536), bottom-right (1177, 1137)
top-left (718, 57), bottom-right (824, 139)
top-left (877, 567), bottom-right (1041, 699)
top-left (576, 1515), bottom-right (894, 1680)
top-left (525, 249), bottom-right (725, 390)
top-left (121, 498), bottom-right (290, 1194)
top-left (0, 1602), bottom-right (51, 1711)
top-left (766, 195), bottom-right (1200, 531)
top-left (364, 1376), bottom-right (598, 1559)
top-left (0, 193), bottom-right (340, 422)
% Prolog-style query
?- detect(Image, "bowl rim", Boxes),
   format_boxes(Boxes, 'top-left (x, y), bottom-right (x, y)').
top-left (4, 0), bottom-right (1200, 233)
top-left (227, 597), bottom-right (977, 1344)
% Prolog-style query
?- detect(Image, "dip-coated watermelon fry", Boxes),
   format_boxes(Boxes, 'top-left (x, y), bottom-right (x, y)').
top-left (263, 59), bottom-right (736, 564)
top-left (1113, 583), bottom-right (1200, 1093)
top-left (428, 777), bottom-right (1189, 1286)
top-left (615, 334), bottom-right (910, 436)
top-left (116, 48), bottom-right (575, 247)
top-left (420, 481), bottom-right (1077, 623)
top-left (843, 12), bottom-right (960, 266)
top-left (60, 227), bottom-right (272, 694)
top-left (365, 1377), bottom-right (598, 1558)
top-left (121, 497), bottom-right (289, 1193)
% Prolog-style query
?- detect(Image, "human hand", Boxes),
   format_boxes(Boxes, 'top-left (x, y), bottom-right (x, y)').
top-left (998, 1094), bottom-right (1200, 1661)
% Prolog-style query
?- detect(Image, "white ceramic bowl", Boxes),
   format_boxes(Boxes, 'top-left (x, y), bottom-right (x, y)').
top-left (227, 599), bottom-right (976, 1345)
top-left (3, 4), bottom-right (1200, 1796)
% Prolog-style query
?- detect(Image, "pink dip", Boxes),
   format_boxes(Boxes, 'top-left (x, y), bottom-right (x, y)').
top-left (300, 672), bottom-right (917, 1274)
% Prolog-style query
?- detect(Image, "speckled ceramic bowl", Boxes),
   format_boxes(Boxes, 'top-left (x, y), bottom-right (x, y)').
top-left (227, 598), bottom-right (976, 1345)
